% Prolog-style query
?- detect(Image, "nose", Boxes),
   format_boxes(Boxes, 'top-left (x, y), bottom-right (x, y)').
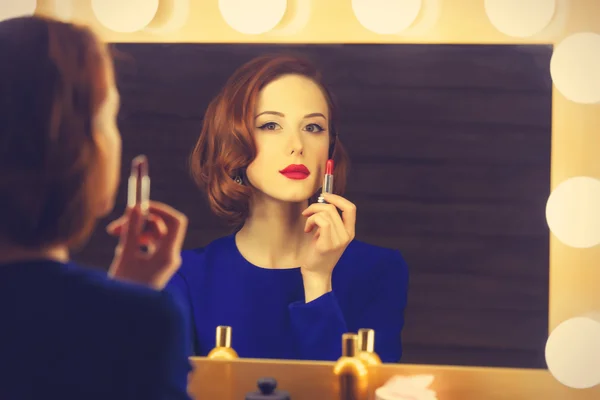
top-left (289, 130), bottom-right (304, 156)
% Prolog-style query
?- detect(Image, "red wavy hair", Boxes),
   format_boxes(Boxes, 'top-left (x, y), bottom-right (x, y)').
top-left (0, 16), bottom-right (111, 248)
top-left (190, 54), bottom-right (350, 228)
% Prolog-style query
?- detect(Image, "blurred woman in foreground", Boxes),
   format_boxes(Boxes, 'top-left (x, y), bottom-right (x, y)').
top-left (0, 16), bottom-right (191, 400)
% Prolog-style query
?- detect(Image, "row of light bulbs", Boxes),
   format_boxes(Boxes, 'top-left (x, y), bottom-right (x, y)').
top-left (2, 1), bottom-right (599, 107)
top-left (0, 0), bottom-right (583, 37)
top-left (498, 0), bottom-right (600, 385)
top-left (1, 1), bottom-right (598, 107)
top-left (3, 0), bottom-right (600, 392)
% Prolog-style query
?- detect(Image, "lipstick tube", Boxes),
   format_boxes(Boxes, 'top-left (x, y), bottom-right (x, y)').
top-left (127, 154), bottom-right (150, 216)
top-left (127, 155), bottom-right (151, 252)
top-left (318, 159), bottom-right (334, 204)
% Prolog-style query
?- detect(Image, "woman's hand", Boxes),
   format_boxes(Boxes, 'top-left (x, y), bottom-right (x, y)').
top-left (106, 201), bottom-right (188, 290)
top-left (300, 193), bottom-right (356, 302)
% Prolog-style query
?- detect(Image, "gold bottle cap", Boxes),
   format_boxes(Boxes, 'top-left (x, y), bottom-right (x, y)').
top-left (358, 328), bottom-right (375, 353)
top-left (216, 325), bottom-right (232, 348)
top-left (342, 333), bottom-right (358, 357)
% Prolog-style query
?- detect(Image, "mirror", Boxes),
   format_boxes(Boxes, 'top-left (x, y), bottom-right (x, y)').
top-left (75, 43), bottom-right (552, 369)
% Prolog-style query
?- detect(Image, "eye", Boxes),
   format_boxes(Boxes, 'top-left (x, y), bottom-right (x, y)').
top-left (258, 122), bottom-right (281, 131)
top-left (305, 123), bottom-right (325, 133)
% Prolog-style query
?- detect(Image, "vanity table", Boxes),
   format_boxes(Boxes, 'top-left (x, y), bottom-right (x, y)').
top-left (188, 357), bottom-right (600, 400)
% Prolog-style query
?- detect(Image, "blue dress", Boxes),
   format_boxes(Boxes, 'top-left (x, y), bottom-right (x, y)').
top-left (165, 234), bottom-right (409, 362)
top-left (0, 259), bottom-right (191, 400)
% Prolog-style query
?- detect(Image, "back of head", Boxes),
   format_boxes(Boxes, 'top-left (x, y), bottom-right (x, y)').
top-left (0, 16), bottom-right (110, 248)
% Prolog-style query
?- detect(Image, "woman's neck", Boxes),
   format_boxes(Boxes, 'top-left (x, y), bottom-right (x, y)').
top-left (235, 196), bottom-right (311, 269)
top-left (0, 242), bottom-right (69, 265)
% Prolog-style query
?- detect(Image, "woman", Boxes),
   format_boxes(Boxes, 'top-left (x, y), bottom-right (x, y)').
top-left (153, 54), bottom-right (410, 362)
top-left (0, 16), bottom-right (191, 399)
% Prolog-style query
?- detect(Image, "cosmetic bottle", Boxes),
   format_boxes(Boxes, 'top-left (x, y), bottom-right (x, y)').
top-left (206, 325), bottom-right (238, 360)
top-left (357, 329), bottom-right (381, 366)
top-left (334, 333), bottom-right (369, 400)
top-left (245, 377), bottom-right (291, 400)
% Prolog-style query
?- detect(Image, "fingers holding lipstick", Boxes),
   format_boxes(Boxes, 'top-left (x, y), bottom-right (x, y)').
top-left (299, 195), bottom-right (357, 295)
top-left (303, 193), bottom-right (356, 240)
top-left (108, 200), bottom-right (188, 290)
top-left (304, 211), bottom-right (344, 250)
top-left (303, 203), bottom-right (344, 235)
top-left (111, 201), bottom-right (187, 253)
top-left (107, 212), bottom-right (168, 245)
top-left (302, 196), bottom-right (356, 252)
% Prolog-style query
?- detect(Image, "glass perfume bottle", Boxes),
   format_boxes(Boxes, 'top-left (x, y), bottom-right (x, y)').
top-left (334, 333), bottom-right (369, 400)
top-left (206, 325), bottom-right (238, 360)
top-left (357, 329), bottom-right (381, 366)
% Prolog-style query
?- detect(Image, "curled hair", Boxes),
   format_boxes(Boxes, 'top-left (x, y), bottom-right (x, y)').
top-left (0, 16), bottom-right (111, 248)
top-left (190, 54), bottom-right (350, 227)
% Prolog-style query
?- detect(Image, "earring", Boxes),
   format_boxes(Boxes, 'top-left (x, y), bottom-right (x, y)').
top-left (234, 175), bottom-right (243, 185)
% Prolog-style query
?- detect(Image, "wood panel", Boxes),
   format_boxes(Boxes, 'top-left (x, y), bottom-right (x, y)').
top-left (73, 44), bottom-right (552, 369)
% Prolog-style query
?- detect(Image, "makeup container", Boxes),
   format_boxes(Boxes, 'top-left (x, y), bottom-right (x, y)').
top-left (357, 329), bottom-right (381, 366)
top-left (333, 333), bottom-right (369, 400)
top-left (206, 325), bottom-right (238, 360)
top-left (245, 377), bottom-right (291, 400)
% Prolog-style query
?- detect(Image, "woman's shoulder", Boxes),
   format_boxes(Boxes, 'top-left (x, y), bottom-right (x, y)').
top-left (344, 239), bottom-right (407, 264)
top-left (36, 261), bottom-right (187, 331)
top-left (67, 262), bottom-right (179, 309)
top-left (181, 234), bottom-right (234, 257)
top-left (179, 234), bottom-right (236, 273)
top-left (338, 239), bottom-right (409, 280)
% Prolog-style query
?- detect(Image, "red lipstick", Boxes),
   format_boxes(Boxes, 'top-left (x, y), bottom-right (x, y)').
top-left (279, 164), bottom-right (310, 180)
top-left (318, 159), bottom-right (334, 204)
top-left (326, 159), bottom-right (334, 175)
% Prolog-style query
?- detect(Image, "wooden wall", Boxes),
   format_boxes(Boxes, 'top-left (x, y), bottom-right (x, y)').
top-left (73, 43), bottom-right (552, 369)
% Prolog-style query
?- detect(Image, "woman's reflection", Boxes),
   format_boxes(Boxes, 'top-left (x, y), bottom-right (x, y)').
top-left (161, 55), bottom-right (408, 362)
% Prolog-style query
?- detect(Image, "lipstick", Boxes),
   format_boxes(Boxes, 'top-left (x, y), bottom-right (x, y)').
top-left (317, 159), bottom-right (334, 204)
top-left (127, 155), bottom-right (150, 216)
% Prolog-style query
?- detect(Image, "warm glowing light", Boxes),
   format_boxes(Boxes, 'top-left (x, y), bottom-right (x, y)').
top-left (91, 0), bottom-right (159, 33)
top-left (351, 0), bottom-right (422, 35)
top-left (546, 176), bottom-right (600, 248)
top-left (44, 0), bottom-right (73, 21)
top-left (218, 0), bottom-right (287, 35)
top-left (144, 0), bottom-right (190, 34)
top-left (0, 0), bottom-right (37, 22)
top-left (484, 0), bottom-right (555, 38)
top-left (551, 32), bottom-right (600, 104)
top-left (546, 315), bottom-right (600, 389)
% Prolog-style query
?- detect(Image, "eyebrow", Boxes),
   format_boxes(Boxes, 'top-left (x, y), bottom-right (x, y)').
top-left (255, 111), bottom-right (327, 120)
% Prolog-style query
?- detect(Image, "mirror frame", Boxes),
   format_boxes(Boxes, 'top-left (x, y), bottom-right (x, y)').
top-left (51, 0), bottom-right (599, 391)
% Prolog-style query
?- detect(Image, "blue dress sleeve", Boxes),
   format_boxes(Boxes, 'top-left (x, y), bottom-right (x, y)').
top-left (288, 291), bottom-right (348, 360)
top-left (288, 249), bottom-right (409, 363)
top-left (358, 250), bottom-right (409, 363)
top-left (164, 272), bottom-right (190, 313)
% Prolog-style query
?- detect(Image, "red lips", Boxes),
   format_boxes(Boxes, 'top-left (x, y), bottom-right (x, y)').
top-left (279, 164), bottom-right (310, 180)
